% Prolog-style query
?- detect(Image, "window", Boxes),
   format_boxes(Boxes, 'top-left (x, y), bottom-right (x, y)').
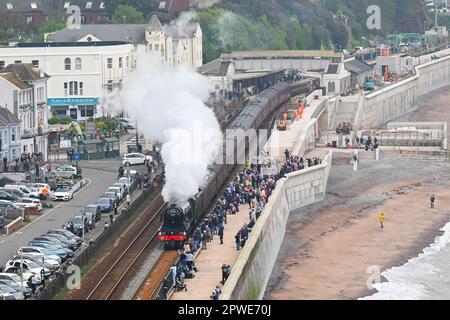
top-left (148, 44), bottom-right (152, 51)
top-left (14, 60), bottom-right (22, 64)
top-left (86, 2), bottom-right (92, 9)
top-left (6, 3), bottom-right (13, 10)
top-left (0, 61), bottom-right (4, 69)
top-left (30, 2), bottom-right (37, 9)
top-left (107, 80), bottom-right (113, 92)
top-left (64, 2), bottom-right (70, 9)
top-left (79, 82), bottom-right (84, 95)
top-left (64, 58), bottom-right (71, 71)
top-left (107, 58), bottom-right (112, 69)
top-left (69, 81), bottom-right (78, 95)
top-left (31, 60), bottom-right (39, 67)
top-left (100, 2), bottom-right (105, 9)
top-left (80, 107), bottom-right (94, 117)
top-left (75, 57), bottom-right (82, 70)
top-left (119, 57), bottom-right (122, 68)
top-left (11, 128), bottom-right (15, 142)
top-left (126, 56), bottom-right (129, 67)
top-left (26, 16), bottom-right (33, 24)
top-left (155, 44), bottom-right (159, 51)
top-left (64, 82), bottom-right (68, 96)
top-left (159, 2), bottom-right (166, 9)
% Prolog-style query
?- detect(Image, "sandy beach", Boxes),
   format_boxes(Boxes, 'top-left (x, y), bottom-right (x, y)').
top-left (266, 152), bottom-right (450, 300)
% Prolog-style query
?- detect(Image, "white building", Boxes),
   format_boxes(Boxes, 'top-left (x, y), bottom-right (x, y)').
top-left (0, 64), bottom-right (50, 159)
top-left (47, 15), bottom-right (203, 69)
top-left (0, 41), bottom-right (135, 121)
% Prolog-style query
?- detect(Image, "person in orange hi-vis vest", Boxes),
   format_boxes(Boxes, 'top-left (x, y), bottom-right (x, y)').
top-left (295, 101), bottom-right (304, 120)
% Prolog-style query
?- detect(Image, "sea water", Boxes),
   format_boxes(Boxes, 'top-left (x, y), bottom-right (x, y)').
top-left (361, 222), bottom-right (450, 300)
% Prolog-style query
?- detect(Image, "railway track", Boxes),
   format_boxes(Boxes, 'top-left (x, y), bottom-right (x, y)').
top-left (85, 200), bottom-right (166, 300)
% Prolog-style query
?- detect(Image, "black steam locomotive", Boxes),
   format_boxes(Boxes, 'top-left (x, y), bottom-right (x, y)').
top-left (157, 79), bottom-right (318, 248)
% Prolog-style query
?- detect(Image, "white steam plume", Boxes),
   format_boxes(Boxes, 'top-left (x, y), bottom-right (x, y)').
top-left (115, 56), bottom-right (222, 204)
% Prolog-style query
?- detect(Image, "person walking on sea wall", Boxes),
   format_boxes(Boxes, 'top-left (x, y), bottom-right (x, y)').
top-left (379, 213), bottom-right (385, 229)
top-left (430, 194), bottom-right (435, 208)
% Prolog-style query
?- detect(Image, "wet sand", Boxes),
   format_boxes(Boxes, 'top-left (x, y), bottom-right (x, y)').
top-left (266, 152), bottom-right (450, 300)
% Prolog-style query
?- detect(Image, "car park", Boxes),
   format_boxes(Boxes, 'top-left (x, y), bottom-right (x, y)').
top-left (122, 153), bottom-right (146, 166)
top-left (84, 204), bottom-right (102, 222)
top-left (97, 198), bottom-right (112, 213)
top-left (14, 198), bottom-right (42, 211)
top-left (52, 187), bottom-right (74, 201)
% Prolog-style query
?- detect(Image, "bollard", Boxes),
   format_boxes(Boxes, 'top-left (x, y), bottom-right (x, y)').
top-left (375, 148), bottom-right (380, 161)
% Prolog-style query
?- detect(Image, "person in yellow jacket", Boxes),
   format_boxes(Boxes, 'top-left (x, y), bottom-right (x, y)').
top-left (246, 161), bottom-right (252, 170)
top-left (379, 213), bottom-right (385, 229)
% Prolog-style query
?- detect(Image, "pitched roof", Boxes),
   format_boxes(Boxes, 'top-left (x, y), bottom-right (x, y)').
top-left (0, 72), bottom-right (32, 90)
top-left (344, 59), bottom-right (374, 74)
top-left (165, 23), bottom-right (199, 38)
top-left (1, 63), bottom-right (50, 81)
top-left (221, 50), bottom-right (343, 60)
top-left (156, 0), bottom-right (190, 13)
top-left (0, 107), bottom-right (21, 125)
top-left (147, 15), bottom-right (163, 30)
top-left (197, 58), bottom-right (232, 77)
top-left (48, 24), bottom-right (147, 44)
top-left (326, 64), bottom-right (340, 74)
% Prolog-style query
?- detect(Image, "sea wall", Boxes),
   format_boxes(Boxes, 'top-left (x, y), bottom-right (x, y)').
top-left (221, 152), bottom-right (332, 300)
top-left (356, 50), bottom-right (450, 130)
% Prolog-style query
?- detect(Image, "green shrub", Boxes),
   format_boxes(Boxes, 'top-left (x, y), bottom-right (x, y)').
top-left (48, 116), bottom-right (60, 125)
top-left (61, 116), bottom-right (72, 125)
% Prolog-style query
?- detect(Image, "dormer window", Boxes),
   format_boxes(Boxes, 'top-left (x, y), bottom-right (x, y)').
top-left (30, 2), bottom-right (37, 9)
top-left (159, 2), bottom-right (166, 9)
top-left (6, 3), bottom-right (13, 10)
top-left (64, 2), bottom-right (70, 9)
top-left (100, 2), bottom-right (105, 9)
top-left (86, 2), bottom-right (92, 9)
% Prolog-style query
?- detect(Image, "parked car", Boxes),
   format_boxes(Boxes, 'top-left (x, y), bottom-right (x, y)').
top-left (52, 187), bottom-right (74, 201)
top-left (17, 247), bottom-right (62, 264)
top-left (84, 204), bottom-right (102, 222)
top-left (57, 164), bottom-right (77, 175)
top-left (118, 177), bottom-right (133, 189)
top-left (12, 254), bottom-right (60, 272)
top-left (122, 153), bottom-right (146, 166)
top-left (97, 198), bottom-right (112, 213)
top-left (0, 279), bottom-right (32, 298)
top-left (47, 229), bottom-right (81, 244)
top-left (0, 273), bottom-right (29, 291)
top-left (0, 187), bottom-right (24, 199)
top-left (0, 284), bottom-right (23, 300)
top-left (113, 182), bottom-right (128, 195)
top-left (43, 233), bottom-right (79, 251)
top-left (31, 183), bottom-right (51, 197)
top-left (0, 190), bottom-right (17, 202)
top-left (84, 212), bottom-right (95, 230)
top-left (32, 237), bottom-right (73, 251)
top-left (14, 198), bottom-right (42, 211)
top-left (103, 192), bottom-right (119, 204)
top-left (0, 200), bottom-right (19, 209)
top-left (106, 187), bottom-right (123, 200)
top-left (25, 243), bottom-right (68, 261)
top-left (3, 259), bottom-right (51, 279)
top-left (28, 241), bottom-right (74, 258)
top-left (3, 185), bottom-right (39, 199)
top-left (68, 215), bottom-right (88, 237)
top-left (118, 118), bottom-right (136, 129)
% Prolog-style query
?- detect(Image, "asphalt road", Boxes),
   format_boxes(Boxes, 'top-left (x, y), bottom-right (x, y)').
top-left (0, 160), bottom-right (118, 267)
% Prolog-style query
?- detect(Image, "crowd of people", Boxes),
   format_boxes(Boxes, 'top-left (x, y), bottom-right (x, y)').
top-left (2, 152), bottom-right (43, 173)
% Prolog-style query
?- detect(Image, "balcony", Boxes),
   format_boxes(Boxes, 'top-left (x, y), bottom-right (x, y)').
top-left (22, 128), bottom-right (38, 138)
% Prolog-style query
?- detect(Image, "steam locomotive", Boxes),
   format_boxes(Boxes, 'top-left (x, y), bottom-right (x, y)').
top-left (157, 79), bottom-right (319, 248)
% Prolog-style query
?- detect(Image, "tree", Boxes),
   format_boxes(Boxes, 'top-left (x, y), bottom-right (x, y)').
top-left (35, 20), bottom-right (65, 41)
top-left (111, 5), bottom-right (145, 24)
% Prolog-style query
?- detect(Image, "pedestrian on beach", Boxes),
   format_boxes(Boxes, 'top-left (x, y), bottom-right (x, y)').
top-left (430, 194), bottom-right (435, 208)
top-left (235, 232), bottom-right (241, 251)
top-left (379, 213), bottom-right (385, 229)
top-left (202, 230), bottom-right (208, 250)
top-left (218, 223), bottom-right (224, 244)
